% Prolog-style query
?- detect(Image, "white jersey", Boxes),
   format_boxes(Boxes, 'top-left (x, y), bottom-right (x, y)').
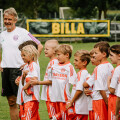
top-left (0, 27), bottom-right (40, 68)
top-left (110, 65), bottom-right (120, 96)
top-left (86, 74), bottom-right (93, 111)
top-left (16, 77), bottom-right (23, 105)
top-left (71, 69), bottom-right (89, 114)
top-left (22, 62), bottom-right (40, 103)
top-left (41, 58), bottom-right (59, 101)
top-left (49, 61), bottom-right (77, 102)
top-left (87, 62), bottom-right (113, 100)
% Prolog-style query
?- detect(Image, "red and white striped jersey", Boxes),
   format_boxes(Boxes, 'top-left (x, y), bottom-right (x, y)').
top-left (19, 62), bottom-right (40, 104)
top-left (49, 61), bottom-right (77, 102)
top-left (87, 62), bottom-right (113, 100)
top-left (41, 58), bottom-right (59, 101)
top-left (71, 69), bottom-right (89, 114)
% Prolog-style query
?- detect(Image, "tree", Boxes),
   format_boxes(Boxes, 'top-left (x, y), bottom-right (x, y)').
top-left (67, 0), bottom-right (96, 18)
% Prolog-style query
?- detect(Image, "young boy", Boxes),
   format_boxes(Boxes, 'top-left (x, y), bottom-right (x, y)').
top-left (40, 39), bottom-right (59, 119)
top-left (83, 41), bottom-right (114, 120)
top-left (84, 49), bottom-right (100, 120)
top-left (107, 45), bottom-right (120, 120)
top-left (66, 50), bottom-right (90, 120)
top-left (31, 44), bottom-right (77, 120)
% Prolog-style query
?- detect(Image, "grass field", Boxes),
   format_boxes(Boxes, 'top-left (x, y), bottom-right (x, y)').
top-left (0, 41), bottom-right (119, 120)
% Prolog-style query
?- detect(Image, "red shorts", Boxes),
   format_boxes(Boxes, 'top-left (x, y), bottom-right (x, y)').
top-left (52, 102), bottom-right (69, 120)
top-left (46, 101), bottom-right (57, 118)
top-left (108, 94), bottom-right (117, 120)
top-left (89, 110), bottom-right (94, 120)
top-left (93, 99), bottom-right (108, 120)
top-left (21, 101), bottom-right (40, 120)
top-left (72, 114), bottom-right (88, 120)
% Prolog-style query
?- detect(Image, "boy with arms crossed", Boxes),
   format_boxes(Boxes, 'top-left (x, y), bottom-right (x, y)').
top-left (66, 50), bottom-right (90, 120)
top-left (83, 41), bottom-right (113, 120)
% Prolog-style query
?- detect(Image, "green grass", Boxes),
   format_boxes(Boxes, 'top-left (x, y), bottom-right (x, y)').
top-left (0, 41), bottom-right (120, 120)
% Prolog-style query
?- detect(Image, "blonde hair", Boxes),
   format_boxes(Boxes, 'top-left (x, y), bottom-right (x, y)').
top-left (45, 39), bottom-right (59, 50)
top-left (4, 7), bottom-right (18, 20)
top-left (74, 50), bottom-right (90, 65)
top-left (55, 44), bottom-right (73, 59)
top-left (21, 45), bottom-right (39, 63)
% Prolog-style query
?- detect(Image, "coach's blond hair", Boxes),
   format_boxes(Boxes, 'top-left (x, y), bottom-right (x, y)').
top-left (4, 7), bottom-right (18, 20)
top-left (56, 44), bottom-right (73, 59)
top-left (74, 50), bottom-right (90, 65)
top-left (21, 45), bottom-right (39, 63)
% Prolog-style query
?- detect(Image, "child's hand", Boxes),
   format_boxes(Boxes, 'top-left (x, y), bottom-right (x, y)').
top-left (22, 70), bottom-right (29, 79)
top-left (30, 78), bottom-right (39, 85)
top-left (66, 100), bottom-right (72, 110)
top-left (20, 64), bottom-right (26, 70)
top-left (84, 88), bottom-right (92, 96)
top-left (15, 76), bottom-right (21, 86)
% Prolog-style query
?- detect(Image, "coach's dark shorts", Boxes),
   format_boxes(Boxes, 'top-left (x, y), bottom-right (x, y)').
top-left (1, 68), bottom-right (22, 97)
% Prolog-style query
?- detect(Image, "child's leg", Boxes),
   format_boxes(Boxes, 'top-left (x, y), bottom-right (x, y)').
top-left (89, 110), bottom-right (94, 120)
top-left (46, 101), bottom-right (58, 119)
top-left (93, 99), bottom-right (108, 120)
top-left (19, 105), bottom-right (24, 120)
top-left (21, 101), bottom-right (40, 120)
top-left (59, 102), bottom-right (68, 120)
top-left (108, 94), bottom-right (117, 120)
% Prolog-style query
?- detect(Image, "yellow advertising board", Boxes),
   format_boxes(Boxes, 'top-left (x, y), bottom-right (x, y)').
top-left (26, 19), bottom-right (110, 37)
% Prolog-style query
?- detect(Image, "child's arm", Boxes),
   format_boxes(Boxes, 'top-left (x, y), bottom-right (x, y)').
top-left (107, 76), bottom-right (116, 94)
top-left (15, 76), bottom-right (21, 86)
top-left (83, 82), bottom-right (90, 88)
top-left (115, 97), bottom-right (120, 120)
top-left (99, 90), bottom-right (108, 105)
top-left (84, 88), bottom-right (92, 96)
top-left (30, 78), bottom-right (52, 85)
top-left (66, 90), bottom-right (82, 109)
top-left (22, 70), bottom-right (29, 85)
top-left (23, 80), bottom-right (31, 90)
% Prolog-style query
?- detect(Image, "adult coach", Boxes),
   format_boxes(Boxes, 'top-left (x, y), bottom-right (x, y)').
top-left (0, 7), bottom-right (43, 120)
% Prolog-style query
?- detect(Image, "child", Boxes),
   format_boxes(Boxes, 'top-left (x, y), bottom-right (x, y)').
top-left (17, 45), bottom-right (40, 120)
top-left (107, 45), bottom-right (120, 120)
top-left (31, 44), bottom-right (77, 120)
top-left (84, 49), bottom-right (100, 120)
top-left (66, 50), bottom-right (90, 120)
top-left (83, 41), bottom-right (114, 120)
top-left (40, 39), bottom-right (59, 119)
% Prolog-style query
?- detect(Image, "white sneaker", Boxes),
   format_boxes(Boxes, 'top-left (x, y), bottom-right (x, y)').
top-left (52, 116), bottom-right (57, 120)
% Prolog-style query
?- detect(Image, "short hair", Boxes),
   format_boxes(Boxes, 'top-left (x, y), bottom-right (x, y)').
top-left (55, 44), bottom-right (73, 59)
top-left (90, 49), bottom-right (95, 56)
top-left (94, 41), bottom-right (110, 58)
top-left (19, 40), bottom-right (38, 50)
top-left (74, 50), bottom-right (90, 65)
top-left (45, 39), bottom-right (59, 50)
top-left (21, 45), bottom-right (39, 63)
top-left (109, 44), bottom-right (120, 54)
top-left (4, 7), bottom-right (18, 20)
